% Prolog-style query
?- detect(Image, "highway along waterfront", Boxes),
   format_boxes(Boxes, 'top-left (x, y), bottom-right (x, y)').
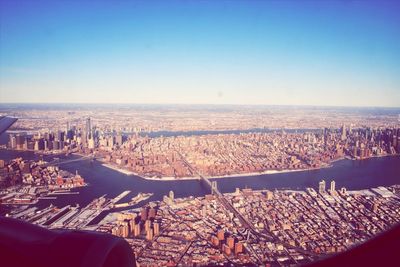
top-left (0, 149), bottom-right (399, 210)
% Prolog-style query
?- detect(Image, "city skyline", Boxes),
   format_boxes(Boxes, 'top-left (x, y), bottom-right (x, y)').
top-left (1, 1), bottom-right (400, 107)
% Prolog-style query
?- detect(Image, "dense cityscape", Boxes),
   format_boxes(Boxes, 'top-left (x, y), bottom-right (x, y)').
top-left (1, 1), bottom-right (400, 266)
top-left (3, 176), bottom-right (400, 266)
top-left (2, 105), bottom-right (400, 180)
top-left (0, 105), bottom-right (400, 266)
top-left (4, 117), bottom-right (400, 179)
top-left (0, 157), bottom-right (85, 205)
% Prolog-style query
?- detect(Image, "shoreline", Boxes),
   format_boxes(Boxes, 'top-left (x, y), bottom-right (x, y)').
top-left (348, 153), bottom-right (399, 161)
top-left (102, 163), bottom-right (136, 175)
top-left (97, 154), bottom-right (399, 181)
top-left (99, 159), bottom-right (339, 181)
top-left (4, 149), bottom-right (397, 181)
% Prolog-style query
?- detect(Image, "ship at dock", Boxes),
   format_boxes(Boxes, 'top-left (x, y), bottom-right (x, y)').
top-left (113, 192), bottom-right (153, 208)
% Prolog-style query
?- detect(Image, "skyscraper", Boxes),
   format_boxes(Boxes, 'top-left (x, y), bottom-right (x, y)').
top-left (340, 187), bottom-right (347, 195)
top-left (57, 130), bottom-right (64, 142)
top-left (15, 134), bottom-right (26, 150)
top-left (330, 180), bottom-right (336, 195)
top-left (227, 237), bottom-right (235, 249)
top-left (149, 208), bottom-right (156, 219)
top-left (86, 117), bottom-right (92, 141)
top-left (217, 229), bottom-right (225, 241)
top-left (140, 208), bottom-right (147, 221)
top-left (234, 242), bottom-right (243, 255)
top-left (145, 220), bottom-right (151, 232)
top-left (146, 228), bottom-right (153, 240)
top-left (154, 222), bottom-right (160, 236)
top-left (134, 223), bottom-right (141, 237)
top-left (341, 124), bottom-right (346, 141)
top-left (8, 134), bottom-right (16, 149)
top-left (319, 180), bottom-right (326, 194)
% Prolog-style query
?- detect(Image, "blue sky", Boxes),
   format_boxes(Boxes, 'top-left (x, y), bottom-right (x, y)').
top-left (0, 0), bottom-right (399, 107)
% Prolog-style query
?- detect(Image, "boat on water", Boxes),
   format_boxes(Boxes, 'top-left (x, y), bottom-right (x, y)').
top-left (113, 192), bottom-right (153, 208)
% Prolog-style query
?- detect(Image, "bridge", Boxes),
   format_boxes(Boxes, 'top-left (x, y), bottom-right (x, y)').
top-left (177, 151), bottom-right (261, 230)
top-left (176, 151), bottom-right (318, 260)
top-left (176, 151), bottom-right (266, 262)
top-left (41, 154), bottom-right (100, 167)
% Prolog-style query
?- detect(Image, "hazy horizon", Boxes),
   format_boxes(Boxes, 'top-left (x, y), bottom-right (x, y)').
top-left (1, 1), bottom-right (400, 107)
top-left (1, 102), bottom-right (400, 110)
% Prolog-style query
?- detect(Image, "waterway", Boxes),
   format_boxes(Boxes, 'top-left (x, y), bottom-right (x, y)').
top-left (1, 149), bottom-right (399, 210)
top-left (139, 128), bottom-right (320, 138)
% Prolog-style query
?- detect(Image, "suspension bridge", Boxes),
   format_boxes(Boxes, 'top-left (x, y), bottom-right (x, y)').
top-left (41, 154), bottom-right (100, 167)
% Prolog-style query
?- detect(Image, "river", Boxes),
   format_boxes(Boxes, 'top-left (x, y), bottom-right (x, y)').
top-left (0, 149), bottom-right (399, 210)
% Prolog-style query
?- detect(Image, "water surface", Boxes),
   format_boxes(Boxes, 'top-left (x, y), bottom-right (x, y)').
top-left (1, 149), bottom-right (399, 210)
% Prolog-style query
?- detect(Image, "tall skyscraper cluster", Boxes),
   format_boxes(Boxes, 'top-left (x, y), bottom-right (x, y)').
top-left (112, 208), bottom-right (160, 240)
top-left (319, 179), bottom-right (338, 196)
top-left (210, 229), bottom-right (243, 256)
top-left (7, 117), bottom-right (126, 152)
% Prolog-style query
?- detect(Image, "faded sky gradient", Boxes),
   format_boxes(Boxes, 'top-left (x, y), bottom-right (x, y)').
top-left (0, 0), bottom-right (400, 107)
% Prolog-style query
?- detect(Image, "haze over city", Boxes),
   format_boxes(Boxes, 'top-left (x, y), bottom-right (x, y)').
top-left (1, 0), bottom-right (400, 107)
